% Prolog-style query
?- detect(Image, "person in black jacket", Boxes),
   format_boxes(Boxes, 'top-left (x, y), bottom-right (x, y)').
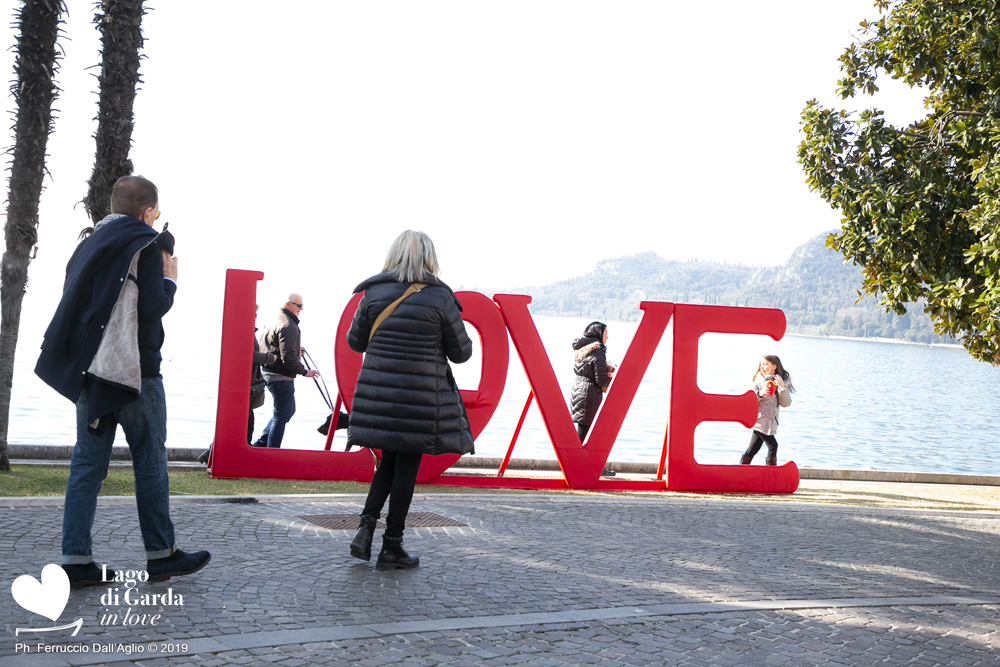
top-left (346, 230), bottom-right (474, 570)
top-left (252, 295), bottom-right (320, 448)
top-left (571, 321), bottom-right (617, 477)
top-left (35, 175), bottom-right (210, 588)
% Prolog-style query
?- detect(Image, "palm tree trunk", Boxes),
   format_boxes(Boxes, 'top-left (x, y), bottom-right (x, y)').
top-left (83, 0), bottom-right (146, 222)
top-left (0, 0), bottom-right (65, 471)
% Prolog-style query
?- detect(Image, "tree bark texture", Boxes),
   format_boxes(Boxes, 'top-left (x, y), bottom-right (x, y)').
top-left (83, 0), bottom-right (146, 222)
top-left (1, 0), bottom-right (65, 471)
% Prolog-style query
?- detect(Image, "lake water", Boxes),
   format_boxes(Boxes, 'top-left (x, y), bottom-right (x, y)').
top-left (8, 315), bottom-right (1000, 476)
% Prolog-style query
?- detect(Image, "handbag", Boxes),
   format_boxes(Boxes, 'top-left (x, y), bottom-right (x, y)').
top-left (368, 283), bottom-right (427, 341)
top-left (249, 381), bottom-right (266, 410)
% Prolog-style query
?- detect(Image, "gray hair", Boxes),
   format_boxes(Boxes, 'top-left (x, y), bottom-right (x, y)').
top-left (382, 230), bottom-right (440, 283)
top-left (286, 293), bottom-right (302, 304)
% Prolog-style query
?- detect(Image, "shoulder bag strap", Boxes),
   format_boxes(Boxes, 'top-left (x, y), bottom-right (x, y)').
top-left (368, 283), bottom-right (427, 342)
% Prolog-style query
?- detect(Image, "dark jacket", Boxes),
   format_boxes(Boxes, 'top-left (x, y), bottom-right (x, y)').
top-left (570, 336), bottom-right (610, 426)
top-left (35, 215), bottom-right (176, 423)
top-left (259, 308), bottom-right (307, 379)
top-left (345, 271), bottom-right (474, 456)
top-left (251, 329), bottom-right (277, 392)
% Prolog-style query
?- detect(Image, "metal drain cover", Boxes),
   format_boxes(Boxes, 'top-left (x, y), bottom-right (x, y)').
top-left (298, 512), bottom-right (467, 530)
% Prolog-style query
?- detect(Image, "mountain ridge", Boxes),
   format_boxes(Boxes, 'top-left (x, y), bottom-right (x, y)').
top-left (474, 233), bottom-right (955, 344)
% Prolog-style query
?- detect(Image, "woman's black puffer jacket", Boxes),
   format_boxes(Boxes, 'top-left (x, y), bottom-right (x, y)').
top-left (570, 336), bottom-right (610, 426)
top-left (346, 271), bottom-right (474, 456)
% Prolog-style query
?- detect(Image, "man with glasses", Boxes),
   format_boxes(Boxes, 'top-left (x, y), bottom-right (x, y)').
top-left (36, 175), bottom-right (210, 588)
top-left (252, 294), bottom-right (320, 448)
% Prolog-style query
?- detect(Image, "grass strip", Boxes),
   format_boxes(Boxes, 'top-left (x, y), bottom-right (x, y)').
top-left (0, 465), bottom-right (541, 498)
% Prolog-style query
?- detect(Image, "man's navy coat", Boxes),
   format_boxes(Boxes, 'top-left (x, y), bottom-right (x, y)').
top-left (35, 215), bottom-right (176, 422)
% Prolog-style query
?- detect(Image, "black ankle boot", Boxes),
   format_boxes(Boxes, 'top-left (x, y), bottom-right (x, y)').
top-left (376, 535), bottom-right (419, 571)
top-left (740, 454), bottom-right (753, 465)
top-left (350, 515), bottom-right (377, 561)
top-left (765, 456), bottom-right (777, 466)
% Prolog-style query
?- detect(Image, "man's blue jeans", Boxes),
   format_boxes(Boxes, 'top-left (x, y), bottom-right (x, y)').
top-left (62, 377), bottom-right (175, 564)
top-left (258, 379), bottom-right (295, 449)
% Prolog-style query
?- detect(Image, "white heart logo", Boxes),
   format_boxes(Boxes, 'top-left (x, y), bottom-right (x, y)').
top-left (11, 564), bottom-right (70, 622)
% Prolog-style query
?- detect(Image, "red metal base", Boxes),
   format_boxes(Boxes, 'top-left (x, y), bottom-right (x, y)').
top-left (430, 475), bottom-right (569, 490)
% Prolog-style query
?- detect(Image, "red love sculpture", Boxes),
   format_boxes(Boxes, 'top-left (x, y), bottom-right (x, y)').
top-left (210, 269), bottom-right (798, 494)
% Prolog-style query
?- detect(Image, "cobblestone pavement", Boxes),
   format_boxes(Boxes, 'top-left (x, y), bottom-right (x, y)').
top-left (3, 494), bottom-right (1000, 665)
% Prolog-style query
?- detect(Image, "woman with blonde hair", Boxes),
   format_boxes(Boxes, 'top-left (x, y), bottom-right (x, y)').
top-left (346, 230), bottom-right (474, 570)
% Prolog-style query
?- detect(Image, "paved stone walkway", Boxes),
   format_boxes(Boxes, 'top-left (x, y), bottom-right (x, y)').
top-left (3, 494), bottom-right (1000, 665)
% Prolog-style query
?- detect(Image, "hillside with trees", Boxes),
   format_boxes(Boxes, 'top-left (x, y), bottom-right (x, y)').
top-left (500, 232), bottom-right (956, 344)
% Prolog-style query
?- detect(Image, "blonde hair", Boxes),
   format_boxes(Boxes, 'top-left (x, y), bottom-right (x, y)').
top-left (383, 230), bottom-right (440, 282)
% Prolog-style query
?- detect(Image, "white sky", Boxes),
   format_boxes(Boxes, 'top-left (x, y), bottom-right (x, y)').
top-left (3, 0), bottom-right (927, 346)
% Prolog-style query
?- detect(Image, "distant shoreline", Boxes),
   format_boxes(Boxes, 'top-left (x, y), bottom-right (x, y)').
top-left (787, 332), bottom-right (964, 349)
top-left (533, 313), bottom-right (964, 350)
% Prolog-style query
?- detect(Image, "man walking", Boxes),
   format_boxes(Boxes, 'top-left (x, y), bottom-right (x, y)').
top-left (252, 294), bottom-right (319, 449)
top-left (35, 175), bottom-right (210, 588)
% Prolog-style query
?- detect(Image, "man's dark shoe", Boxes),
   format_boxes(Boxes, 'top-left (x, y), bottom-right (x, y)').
top-left (197, 449), bottom-right (210, 464)
top-left (601, 467), bottom-right (616, 477)
top-left (147, 549), bottom-right (211, 583)
top-left (62, 563), bottom-right (114, 590)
